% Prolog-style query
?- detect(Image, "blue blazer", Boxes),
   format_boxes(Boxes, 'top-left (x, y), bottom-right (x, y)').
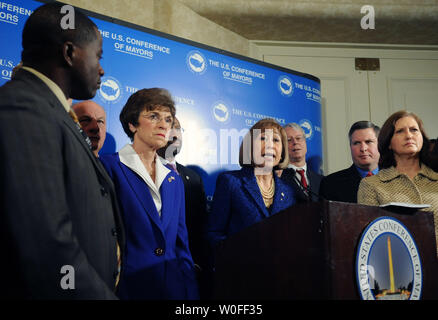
top-left (100, 153), bottom-right (199, 300)
top-left (207, 167), bottom-right (296, 249)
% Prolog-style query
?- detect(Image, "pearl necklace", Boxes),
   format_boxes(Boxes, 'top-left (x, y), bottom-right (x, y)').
top-left (256, 174), bottom-right (275, 208)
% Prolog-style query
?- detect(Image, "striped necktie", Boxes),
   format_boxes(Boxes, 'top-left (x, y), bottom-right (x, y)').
top-left (68, 109), bottom-right (79, 124)
top-left (297, 169), bottom-right (308, 191)
top-left (68, 109), bottom-right (92, 150)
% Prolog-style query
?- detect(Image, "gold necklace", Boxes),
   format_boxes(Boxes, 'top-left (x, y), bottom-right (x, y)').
top-left (256, 174), bottom-right (275, 208)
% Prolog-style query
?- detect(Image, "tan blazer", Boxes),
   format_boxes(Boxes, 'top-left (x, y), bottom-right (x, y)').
top-left (358, 164), bottom-right (438, 253)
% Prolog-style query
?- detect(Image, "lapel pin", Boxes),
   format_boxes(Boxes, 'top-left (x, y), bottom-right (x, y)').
top-left (168, 176), bottom-right (175, 183)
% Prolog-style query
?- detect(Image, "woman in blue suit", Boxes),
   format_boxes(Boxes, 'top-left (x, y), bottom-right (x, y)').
top-left (100, 88), bottom-right (198, 300)
top-left (207, 118), bottom-right (296, 249)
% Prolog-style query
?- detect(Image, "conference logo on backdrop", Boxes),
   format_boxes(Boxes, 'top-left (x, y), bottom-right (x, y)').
top-left (212, 101), bottom-right (231, 124)
top-left (0, 58), bottom-right (14, 81)
top-left (278, 75), bottom-right (293, 97)
top-left (299, 119), bottom-right (313, 140)
top-left (356, 217), bottom-right (422, 300)
top-left (97, 76), bottom-right (123, 104)
top-left (186, 50), bottom-right (207, 75)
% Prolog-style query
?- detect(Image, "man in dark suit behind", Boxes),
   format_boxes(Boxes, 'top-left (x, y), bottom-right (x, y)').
top-left (72, 100), bottom-right (107, 157)
top-left (319, 121), bottom-right (380, 203)
top-left (0, 3), bottom-right (123, 299)
top-left (279, 123), bottom-right (322, 202)
top-left (157, 117), bottom-right (209, 297)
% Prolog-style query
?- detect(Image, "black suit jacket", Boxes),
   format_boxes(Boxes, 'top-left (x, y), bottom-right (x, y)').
top-left (0, 69), bottom-right (124, 299)
top-left (319, 164), bottom-right (362, 203)
top-left (176, 163), bottom-right (208, 269)
top-left (280, 167), bottom-right (322, 202)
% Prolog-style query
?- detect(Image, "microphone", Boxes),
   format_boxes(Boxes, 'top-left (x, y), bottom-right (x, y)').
top-left (289, 170), bottom-right (325, 202)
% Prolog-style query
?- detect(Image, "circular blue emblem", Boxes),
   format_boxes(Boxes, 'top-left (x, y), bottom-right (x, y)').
top-left (278, 75), bottom-right (293, 97)
top-left (299, 119), bottom-right (313, 140)
top-left (97, 76), bottom-right (123, 104)
top-left (186, 50), bottom-right (207, 75)
top-left (356, 217), bottom-right (422, 300)
top-left (211, 101), bottom-right (230, 124)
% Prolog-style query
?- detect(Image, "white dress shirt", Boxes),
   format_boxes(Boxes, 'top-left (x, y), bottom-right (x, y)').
top-left (287, 163), bottom-right (310, 188)
top-left (119, 144), bottom-right (170, 217)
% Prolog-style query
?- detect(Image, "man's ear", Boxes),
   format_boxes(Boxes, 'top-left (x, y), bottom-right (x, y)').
top-left (62, 41), bottom-right (75, 67)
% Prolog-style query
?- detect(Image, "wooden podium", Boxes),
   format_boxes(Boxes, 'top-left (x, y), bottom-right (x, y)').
top-left (212, 200), bottom-right (438, 299)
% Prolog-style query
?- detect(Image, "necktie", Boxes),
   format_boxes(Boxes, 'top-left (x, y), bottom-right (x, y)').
top-left (297, 169), bottom-right (308, 190)
top-left (68, 109), bottom-right (79, 124)
top-left (366, 171), bottom-right (373, 177)
top-left (68, 109), bottom-right (92, 150)
top-left (168, 163), bottom-right (179, 175)
top-left (115, 242), bottom-right (121, 288)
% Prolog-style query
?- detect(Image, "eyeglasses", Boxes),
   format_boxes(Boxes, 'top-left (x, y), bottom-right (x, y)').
top-left (288, 135), bottom-right (305, 143)
top-left (141, 112), bottom-right (173, 125)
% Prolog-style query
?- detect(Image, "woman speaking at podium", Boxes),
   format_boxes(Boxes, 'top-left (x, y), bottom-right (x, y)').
top-left (358, 110), bottom-right (438, 252)
top-left (207, 118), bottom-right (296, 250)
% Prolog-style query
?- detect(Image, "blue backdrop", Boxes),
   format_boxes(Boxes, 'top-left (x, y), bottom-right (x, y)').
top-left (0, 0), bottom-right (322, 198)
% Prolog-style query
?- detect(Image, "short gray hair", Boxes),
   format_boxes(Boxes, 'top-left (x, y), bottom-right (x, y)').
top-left (284, 123), bottom-right (305, 138)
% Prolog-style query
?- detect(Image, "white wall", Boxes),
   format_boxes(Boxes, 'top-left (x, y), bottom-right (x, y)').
top-left (250, 41), bottom-right (438, 174)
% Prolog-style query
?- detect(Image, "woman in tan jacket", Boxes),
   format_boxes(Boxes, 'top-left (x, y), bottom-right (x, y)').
top-left (358, 110), bottom-right (438, 250)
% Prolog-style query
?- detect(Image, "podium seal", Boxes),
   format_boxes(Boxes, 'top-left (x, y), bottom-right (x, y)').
top-left (356, 216), bottom-right (422, 300)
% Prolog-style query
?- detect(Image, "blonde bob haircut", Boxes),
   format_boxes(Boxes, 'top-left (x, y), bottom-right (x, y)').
top-left (239, 118), bottom-right (289, 169)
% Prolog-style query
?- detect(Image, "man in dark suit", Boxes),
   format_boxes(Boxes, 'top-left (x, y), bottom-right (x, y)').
top-left (157, 117), bottom-right (209, 296)
top-left (0, 3), bottom-right (123, 299)
top-left (279, 123), bottom-right (322, 202)
top-left (319, 121), bottom-right (380, 203)
top-left (430, 138), bottom-right (438, 155)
